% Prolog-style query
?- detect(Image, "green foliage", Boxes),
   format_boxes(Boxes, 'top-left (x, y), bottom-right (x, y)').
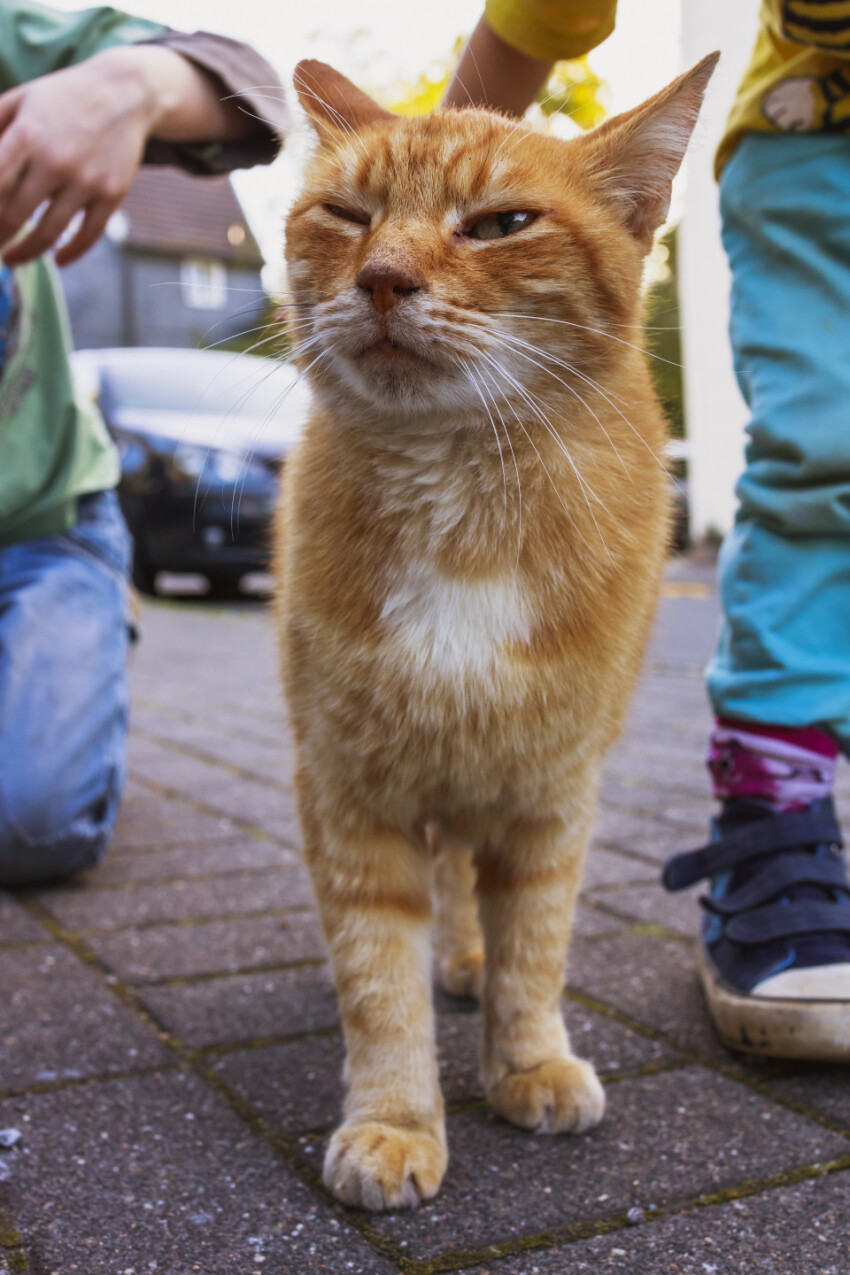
top-left (643, 226), bottom-right (684, 439)
top-left (384, 37), bottom-right (465, 116)
top-left (384, 39), bottom-right (608, 130)
top-left (538, 58), bottom-right (609, 130)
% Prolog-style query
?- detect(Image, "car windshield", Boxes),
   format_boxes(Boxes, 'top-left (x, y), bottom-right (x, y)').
top-left (101, 355), bottom-right (298, 421)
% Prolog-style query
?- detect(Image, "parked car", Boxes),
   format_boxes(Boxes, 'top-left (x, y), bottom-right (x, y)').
top-left (71, 346), bottom-right (309, 596)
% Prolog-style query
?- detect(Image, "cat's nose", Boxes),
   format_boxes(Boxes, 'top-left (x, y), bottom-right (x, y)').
top-left (356, 264), bottom-right (423, 315)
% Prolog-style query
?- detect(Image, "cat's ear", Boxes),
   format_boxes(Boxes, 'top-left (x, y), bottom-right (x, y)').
top-left (579, 52), bottom-right (719, 250)
top-left (293, 60), bottom-right (394, 136)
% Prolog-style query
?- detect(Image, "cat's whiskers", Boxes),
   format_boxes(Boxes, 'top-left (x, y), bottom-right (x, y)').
top-left (475, 352), bottom-right (594, 552)
top-left (453, 355), bottom-right (509, 514)
top-left (486, 310), bottom-right (683, 369)
top-left (476, 349), bottom-right (612, 558)
top-left (468, 323), bottom-right (630, 478)
top-left (473, 360), bottom-right (523, 569)
top-left (231, 346), bottom-right (332, 532)
top-left (479, 322), bottom-right (673, 478)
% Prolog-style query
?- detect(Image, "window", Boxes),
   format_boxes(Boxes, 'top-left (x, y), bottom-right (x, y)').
top-left (181, 257), bottom-right (227, 309)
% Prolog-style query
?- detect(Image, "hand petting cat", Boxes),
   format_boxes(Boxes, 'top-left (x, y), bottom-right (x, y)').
top-left (0, 44), bottom-right (257, 267)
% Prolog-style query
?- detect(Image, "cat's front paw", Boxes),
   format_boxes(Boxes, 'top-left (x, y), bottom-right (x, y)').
top-left (323, 1120), bottom-right (447, 1210)
top-left (488, 1058), bottom-right (605, 1134)
top-left (437, 947), bottom-right (484, 1000)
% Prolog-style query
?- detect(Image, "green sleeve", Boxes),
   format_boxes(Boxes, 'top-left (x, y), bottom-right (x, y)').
top-left (0, 0), bottom-right (168, 91)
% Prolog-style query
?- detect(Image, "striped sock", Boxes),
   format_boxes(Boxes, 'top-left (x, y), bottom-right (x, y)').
top-left (708, 719), bottom-right (838, 812)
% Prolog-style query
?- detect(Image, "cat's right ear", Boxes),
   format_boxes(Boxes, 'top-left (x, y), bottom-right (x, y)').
top-left (293, 60), bottom-right (394, 136)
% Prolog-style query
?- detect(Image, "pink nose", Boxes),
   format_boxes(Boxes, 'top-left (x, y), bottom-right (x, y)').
top-left (356, 264), bottom-right (423, 315)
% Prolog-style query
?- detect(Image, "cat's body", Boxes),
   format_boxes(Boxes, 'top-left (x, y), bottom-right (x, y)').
top-left (276, 56), bottom-right (716, 1210)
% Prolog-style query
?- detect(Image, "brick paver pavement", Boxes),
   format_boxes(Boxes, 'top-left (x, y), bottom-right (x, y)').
top-left (3, 560), bottom-right (850, 1274)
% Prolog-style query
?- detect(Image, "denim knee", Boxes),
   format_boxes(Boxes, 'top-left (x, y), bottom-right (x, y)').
top-left (0, 489), bottom-right (130, 888)
top-left (0, 762), bottom-right (120, 887)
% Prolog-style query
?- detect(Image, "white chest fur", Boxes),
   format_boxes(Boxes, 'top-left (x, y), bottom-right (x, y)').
top-left (380, 564), bottom-right (531, 678)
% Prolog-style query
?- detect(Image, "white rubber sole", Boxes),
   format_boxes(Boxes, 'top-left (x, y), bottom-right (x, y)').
top-left (696, 945), bottom-right (850, 1062)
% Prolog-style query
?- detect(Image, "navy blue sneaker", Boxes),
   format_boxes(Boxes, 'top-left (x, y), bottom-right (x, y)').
top-left (662, 797), bottom-right (850, 1060)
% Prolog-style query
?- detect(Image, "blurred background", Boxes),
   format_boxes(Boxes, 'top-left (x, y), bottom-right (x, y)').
top-left (52, 0), bottom-right (760, 594)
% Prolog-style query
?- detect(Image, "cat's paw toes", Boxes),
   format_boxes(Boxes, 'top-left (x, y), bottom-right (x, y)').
top-left (437, 948), bottom-right (484, 999)
top-left (488, 1058), bottom-right (605, 1134)
top-left (323, 1120), bottom-right (447, 1211)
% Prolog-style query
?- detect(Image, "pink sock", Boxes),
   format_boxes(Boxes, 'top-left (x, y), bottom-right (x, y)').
top-left (708, 718), bottom-right (838, 812)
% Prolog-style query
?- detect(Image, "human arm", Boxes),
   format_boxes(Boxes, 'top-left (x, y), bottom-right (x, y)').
top-left (0, 4), bottom-right (287, 268)
top-left (444, 15), bottom-right (553, 114)
top-left (0, 42), bottom-right (267, 266)
top-left (444, 1), bottom-right (617, 115)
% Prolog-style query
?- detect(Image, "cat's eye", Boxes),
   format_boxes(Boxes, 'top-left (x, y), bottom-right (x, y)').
top-left (324, 203), bottom-right (370, 226)
top-left (464, 211), bottom-right (537, 241)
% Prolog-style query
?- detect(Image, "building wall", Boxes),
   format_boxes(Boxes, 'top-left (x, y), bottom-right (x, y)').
top-left (124, 253), bottom-right (265, 350)
top-left (62, 247), bottom-right (265, 352)
top-left (60, 237), bottom-right (125, 350)
top-left (680, 0), bottom-right (760, 540)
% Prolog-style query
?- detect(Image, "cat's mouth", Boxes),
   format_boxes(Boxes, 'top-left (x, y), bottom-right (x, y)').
top-left (357, 336), bottom-right (438, 366)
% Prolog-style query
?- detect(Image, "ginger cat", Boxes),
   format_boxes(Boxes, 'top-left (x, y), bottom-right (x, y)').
top-left (276, 54), bottom-right (717, 1211)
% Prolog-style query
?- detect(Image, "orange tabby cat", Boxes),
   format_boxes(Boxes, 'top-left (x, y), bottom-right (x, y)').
top-left (276, 54), bottom-right (717, 1211)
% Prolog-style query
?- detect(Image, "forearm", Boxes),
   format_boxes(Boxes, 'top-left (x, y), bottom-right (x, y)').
top-left (444, 16), bottom-right (553, 115)
top-left (87, 43), bottom-right (255, 144)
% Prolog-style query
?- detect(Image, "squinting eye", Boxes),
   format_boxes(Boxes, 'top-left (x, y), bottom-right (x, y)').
top-left (324, 204), bottom-right (370, 226)
top-left (464, 211), bottom-right (537, 241)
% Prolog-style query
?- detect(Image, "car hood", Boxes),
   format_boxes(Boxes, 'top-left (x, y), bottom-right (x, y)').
top-left (109, 407), bottom-right (304, 458)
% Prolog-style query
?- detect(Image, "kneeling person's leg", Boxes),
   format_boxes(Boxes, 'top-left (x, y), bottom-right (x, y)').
top-left (0, 492), bottom-right (131, 886)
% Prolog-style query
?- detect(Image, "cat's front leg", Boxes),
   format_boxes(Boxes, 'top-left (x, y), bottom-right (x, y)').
top-left (476, 809), bottom-right (605, 1135)
top-left (303, 805), bottom-right (447, 1209)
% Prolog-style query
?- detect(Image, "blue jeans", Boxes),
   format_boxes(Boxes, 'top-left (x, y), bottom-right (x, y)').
top-left (0, 490), bottom-right (131, 886)
top-left (707, 134), bottom-right (850, 753)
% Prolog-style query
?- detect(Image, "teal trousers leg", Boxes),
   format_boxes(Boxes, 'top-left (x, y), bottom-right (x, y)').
top-left (707, 134), bottom-right (850, 754)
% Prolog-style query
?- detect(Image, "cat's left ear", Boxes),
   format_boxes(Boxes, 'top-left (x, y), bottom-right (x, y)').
top-left (578, 52), bottom-right (719, 250)
top-left (293, 60), bottom-right (394, 136)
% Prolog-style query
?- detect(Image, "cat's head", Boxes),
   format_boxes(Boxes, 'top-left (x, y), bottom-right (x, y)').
top-left (284, 54), bottom-right (717, 420)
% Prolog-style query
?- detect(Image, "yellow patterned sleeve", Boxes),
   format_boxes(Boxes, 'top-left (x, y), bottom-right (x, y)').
top-left (484, 0), bottom-right (618, 62)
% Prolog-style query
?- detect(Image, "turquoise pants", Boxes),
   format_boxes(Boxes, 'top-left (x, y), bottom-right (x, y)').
top-left (706, 134), bottom-right (850, 755)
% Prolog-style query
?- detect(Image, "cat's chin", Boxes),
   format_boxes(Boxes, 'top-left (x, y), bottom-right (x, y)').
top-left (325, 350), bottom-right (481, 419)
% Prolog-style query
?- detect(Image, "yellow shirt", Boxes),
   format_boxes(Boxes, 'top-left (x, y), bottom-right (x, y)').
top-left (484, 0), bottom-right (850, 173)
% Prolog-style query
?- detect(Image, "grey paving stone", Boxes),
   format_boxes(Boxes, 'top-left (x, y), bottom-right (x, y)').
top-left (766, 1069), bottom-right (850, 1131)
top-left (580, 847), bottom-right (658, 893)
top-left (599, 780), bottom-right (711, 832)
top-left (112, 783), bottom-right (239, 848)
top-left (138, 963), bottom-right (339, 1049)
top-left (0, 1071), bottom-right (395, 1274)
top-left (212, 1033), bottom-right (346, 1136)
top-left (331, 1066), bottom-right (848, 1263)
top-left (571, 903), bottom-right (624, 940)
top-left (132, 709), bottom-right (291, 785)
top-left (34, 866), bottom-right (315, 932)
top-left (566, 931), bottom-right (729, 1062)
top-left (584, 880), bottom-right (702, 938)
top-left (84, 837), bottom-right (299, 886)
top-left (0, 947), bottom-right (169, 1091)
top-left (593, 808), bottom-right (706, 863)
top-left (127, 738), bottom-right (301, 844)
top-left (212, 1004), bottom-right (675, 1141)
top-left (453, 1169), bottom-right (850, 1273)
top-left (88, 910), bottom-right (327, 984)
top-left (0, 895), bottom-right (47, 946)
